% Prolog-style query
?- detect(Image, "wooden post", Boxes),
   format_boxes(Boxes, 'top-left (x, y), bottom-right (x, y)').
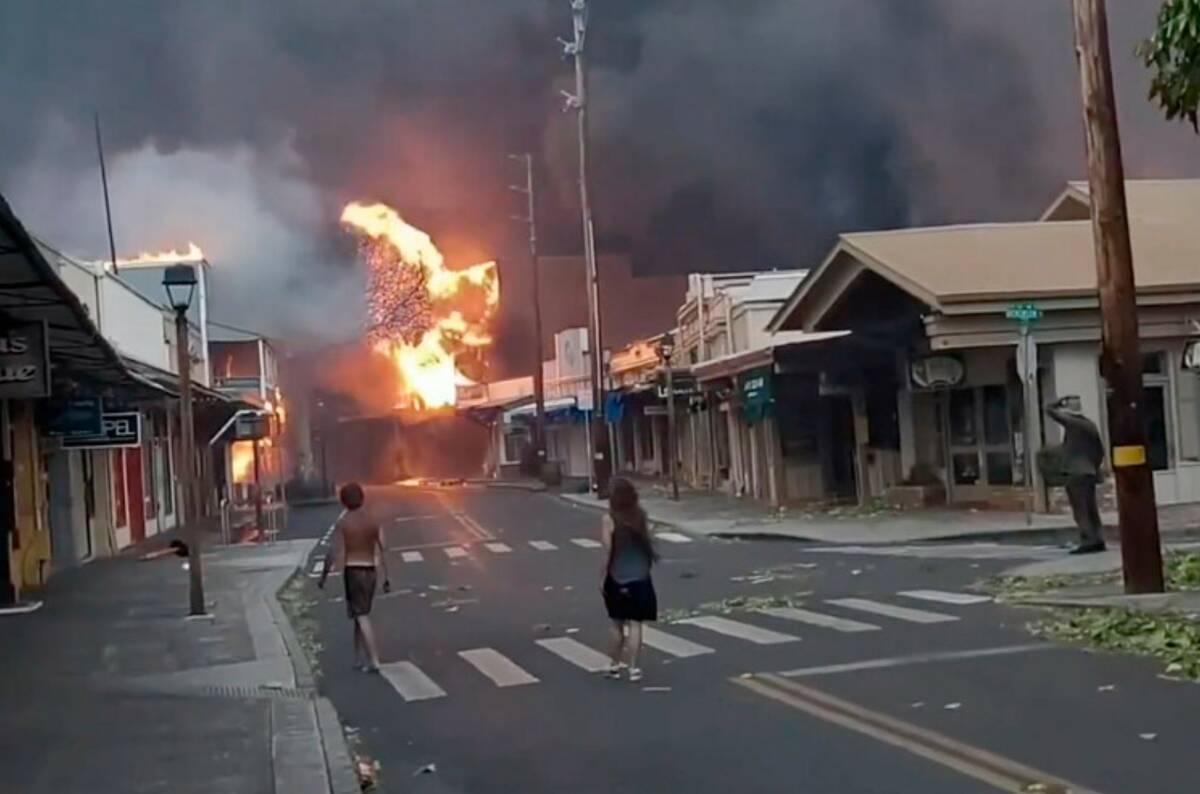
top-left (1071, 0), bottom-right (1164, 593)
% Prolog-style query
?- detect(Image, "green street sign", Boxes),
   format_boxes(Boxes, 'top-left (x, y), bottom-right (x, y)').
top-left (1005, 303), bottom-right (1043, 323)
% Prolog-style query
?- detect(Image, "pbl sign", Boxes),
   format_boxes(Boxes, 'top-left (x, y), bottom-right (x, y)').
top-left (0, 322), bottom-right (50, 399)
top-left (62, 411), bottom-right (141, 449)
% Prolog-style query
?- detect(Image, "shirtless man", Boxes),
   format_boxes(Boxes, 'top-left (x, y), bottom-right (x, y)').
top-left (318, 483), bottom-right (390, 672)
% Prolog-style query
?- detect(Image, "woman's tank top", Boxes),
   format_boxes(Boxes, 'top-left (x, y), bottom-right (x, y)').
top-left (608, 523), bottom-right (652, 584)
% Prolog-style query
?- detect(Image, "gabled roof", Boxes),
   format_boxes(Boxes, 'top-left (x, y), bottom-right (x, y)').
top-left (1041, 179), bottom-right (1200, 224)
top-left (769, 216), bottom-right (1200, 332)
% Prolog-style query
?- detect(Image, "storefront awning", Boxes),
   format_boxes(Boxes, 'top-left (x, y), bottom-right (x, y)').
top-left (0, 193), bottom-right (135, 395)
top-left (693, 330), bottom-right (850, 383)
top-left (504, 396), bottom-right (576, 422)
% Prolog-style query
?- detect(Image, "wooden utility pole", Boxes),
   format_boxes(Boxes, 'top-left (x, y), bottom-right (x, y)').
top-left (509, 153), bottom-right (547, 472)
top-left (1071, 0), bottom-right (1164, 593)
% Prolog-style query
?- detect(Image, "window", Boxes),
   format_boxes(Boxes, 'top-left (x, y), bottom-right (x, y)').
top-left (112, 450), bottom-right (127, 528)
top-left (947, 385), bottom-right (1014, 486)
top-left (949, 390), bottom-right (977, 447)
top-left (503, 430), bottom-right (528, 464)
top-left (1144, 384), bottom-right (1170, 471)
top-left (638, 415), bottom-right (655, 461)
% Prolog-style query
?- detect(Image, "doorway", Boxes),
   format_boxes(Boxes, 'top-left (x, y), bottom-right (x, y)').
top-left (823, 395), bottom-right (857, 499)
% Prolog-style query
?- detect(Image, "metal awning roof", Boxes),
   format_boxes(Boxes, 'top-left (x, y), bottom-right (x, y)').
top-left (0, 193), bottom-right (137, 395)
top-left (121, 356), bottom-right (243, 406)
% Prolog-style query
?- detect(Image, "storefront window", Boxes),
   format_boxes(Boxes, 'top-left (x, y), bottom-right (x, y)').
top-left (1144, 384), bottom-right (1170, 471)
top-left (948, 385), bottom-right (1014, 486)
top-left (949, 389), bottom-right (977, 446)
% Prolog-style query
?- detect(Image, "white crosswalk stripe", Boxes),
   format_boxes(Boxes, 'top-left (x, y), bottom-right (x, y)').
top-left (379, 661), bottom-right (446, 701)
top-left (676, 615), bottom-right (799, 645)
top-left (529, 540), bottom-right (558, 551)
top-left (536, 637), bottom-right (611, 672)
top-left (444, 546), bottom-right (469, 559)
top-left (655, 532), bottom-right (693, 544)
top-left (758, 606), bottom-right (880, 633)
top-left (484, 542), bottom-right (512, 553)
top-left (642, 626), bottom-right (714, 658)
top-left (898, 590), bottom-right (992, 606)
top-left (571, 538), bottom-right (602, 548)
top-left (458, 648), bottom-right (539, 687)
top-left (401, 551), bottom-right (424, 563)
top-left (827, 598), bottom-right (959, 624)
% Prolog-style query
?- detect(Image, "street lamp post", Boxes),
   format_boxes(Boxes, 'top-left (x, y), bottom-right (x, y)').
top-left (658, 335), bottom-right (679, 501)
top-left (163, 263), bottom-right (205, 616)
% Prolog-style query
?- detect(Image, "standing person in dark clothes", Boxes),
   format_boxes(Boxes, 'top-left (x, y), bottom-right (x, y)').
top-left (1045, 396), bottom-right (1107, 555)
top-left (600, 478), bottom-right (659, 682)
top-left (318, 483), bottom-right (390, 672)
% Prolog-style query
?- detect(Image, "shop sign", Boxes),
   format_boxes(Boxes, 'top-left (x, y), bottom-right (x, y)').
top-left (62, 411), bottom-right (141, 449)
top-left (738, 367), bottom-right (773, 425)
top-left (909, 355), bottom-right (965, 390)
top-left (44, 398), bottom-right (103, 437)
top-left (0, 321), bottom-right (50, 399)
top-left (234, 413), bottom-right (269, 441)
top-left (655, 372), bottom-right (698, 399)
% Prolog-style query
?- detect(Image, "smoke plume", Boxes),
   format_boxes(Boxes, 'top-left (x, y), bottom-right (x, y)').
top-left (2, 1), bottom-right (1198, 372)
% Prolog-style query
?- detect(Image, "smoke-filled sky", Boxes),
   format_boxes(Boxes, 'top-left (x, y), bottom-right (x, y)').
top-left (2, 1), bottom-right (1199, 371)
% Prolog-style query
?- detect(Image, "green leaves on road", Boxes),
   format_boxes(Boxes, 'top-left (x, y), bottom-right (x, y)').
top-left (1033, 609), bottom-right (1200, 682)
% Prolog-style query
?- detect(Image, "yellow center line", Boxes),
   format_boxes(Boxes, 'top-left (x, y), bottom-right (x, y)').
top-left (732, 674), bottom-right (1103, 794)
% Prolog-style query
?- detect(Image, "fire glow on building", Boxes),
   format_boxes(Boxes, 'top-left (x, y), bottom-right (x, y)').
top-left (341, 202), bottom-right (499, 410)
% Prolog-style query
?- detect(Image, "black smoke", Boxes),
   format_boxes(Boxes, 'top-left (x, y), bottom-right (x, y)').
top-left (1, 0), bottom-right (1197, 368)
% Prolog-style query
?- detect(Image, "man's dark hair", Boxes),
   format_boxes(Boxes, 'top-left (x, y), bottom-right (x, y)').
top-left (339, 482), bottom-right (365, 510)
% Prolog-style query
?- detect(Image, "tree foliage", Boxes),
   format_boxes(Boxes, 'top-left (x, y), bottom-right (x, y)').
top-left (1139, 0), bottom-right (1200, 130)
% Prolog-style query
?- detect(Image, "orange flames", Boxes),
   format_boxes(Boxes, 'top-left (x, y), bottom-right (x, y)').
top-left (108, 242), bottom-right (206, 268)
top-left (340, 202), bottom-right (499, 410)
top-left (231, 441), bottom-right (254, 484)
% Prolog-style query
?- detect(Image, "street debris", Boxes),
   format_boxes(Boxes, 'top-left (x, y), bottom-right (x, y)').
top-left (534, 623), bottom-right (553, 633)
top-left (457, 584), bottom-right (473, 592)
top-left (566, 627), bottom-right (580, 634)
top-left (1138, 733), bottom-right (1158, 741)
top-left (1032, 609), bottom-right (1200, 682)
top-left (444, 606), bottom-right (459, 613)
top-left (413, 762), bottom-right (438, 776)
top-left (543, 586), bottom-right (555, 591)
top-left (943, 702), bottom-right (962, 710)
top-left (680, 570), bottom-right (699, 579)
top-left (850, 569), bottom-right (863, 576)
top-left (1097, 684), bottom-right (1116, 692)
top-left (642, 686), bottom-right (671, 692)
top-left (356, 756), bottom-right (381, 789)
top-left (910, 702), bottom-right (925, 709)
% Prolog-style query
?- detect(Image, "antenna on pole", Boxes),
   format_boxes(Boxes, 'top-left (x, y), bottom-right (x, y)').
top-left (94, 112), bottom-right (120, 275)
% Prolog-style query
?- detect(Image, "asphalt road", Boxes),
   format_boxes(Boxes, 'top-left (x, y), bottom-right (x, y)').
top-left (291, 486), bottom-right (1200, 794)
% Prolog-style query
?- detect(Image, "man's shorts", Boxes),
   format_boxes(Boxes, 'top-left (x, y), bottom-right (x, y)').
top-left (344, 565), bottom-right (378, 618)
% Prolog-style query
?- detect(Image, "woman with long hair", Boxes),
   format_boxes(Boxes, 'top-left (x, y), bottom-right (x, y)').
top-left (601, 477), bottom-right (659, 682)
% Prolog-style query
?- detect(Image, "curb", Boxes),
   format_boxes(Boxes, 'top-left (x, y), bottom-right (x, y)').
top-left (316, 697), bottom-right (363, 794)
top-left (271, 547), bottom-right (360, 794)
top-left (476, 480), bottom-right (548, 492)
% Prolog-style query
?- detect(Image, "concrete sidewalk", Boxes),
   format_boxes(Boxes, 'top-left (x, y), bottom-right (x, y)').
top-left (1, 537), bottom-right (357, 794)
top-left (561, 486), bottom-right (1200, 546)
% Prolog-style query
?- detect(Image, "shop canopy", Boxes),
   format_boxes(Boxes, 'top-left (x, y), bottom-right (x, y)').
top-left (0, 192), bottom-right (138, 396)
top-left (692, 330), bottom-right (850, 383)
top-left (503, 396), bottom-right (577, 423)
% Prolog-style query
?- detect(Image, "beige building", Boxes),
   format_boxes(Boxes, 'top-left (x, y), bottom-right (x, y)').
top-left (769, 179), bottom-right (1200, 511)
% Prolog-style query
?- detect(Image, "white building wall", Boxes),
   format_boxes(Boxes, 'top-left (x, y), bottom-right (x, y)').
top-left (98, 277), bottom-right (172, 370)
top-left (1047, 343), bottom-right (1105, 444)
